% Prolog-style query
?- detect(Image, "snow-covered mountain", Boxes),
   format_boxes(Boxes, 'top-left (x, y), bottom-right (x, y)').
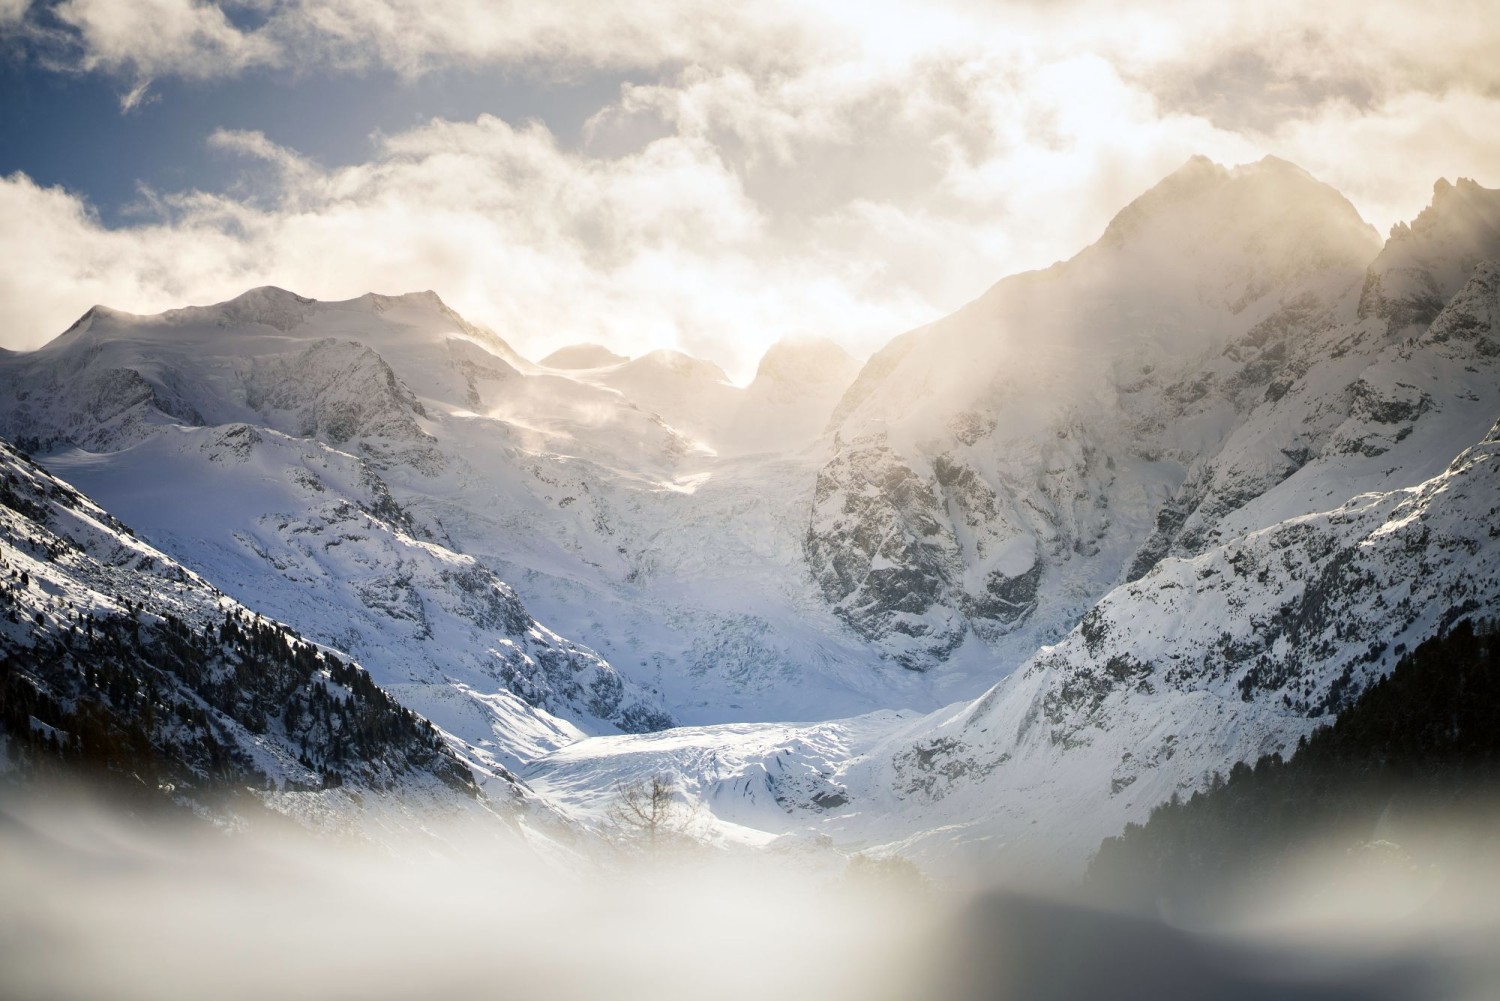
top-left (540, 337), bottom-right (860, 457)
top-left (0, 291), bottom-right (682, 770)
top-left (3, 156), bottom-right (1497, 877)
top-left (525, 164), bottom-right (1500, 873)
top-left (539, 343), bottom-right (629, 369)
top-left (0, 435), bottom-right (493, 830)
top-left (807, 155), bottom-right (1386, 671)
top-left (0, 283), bottom-right (899, 758)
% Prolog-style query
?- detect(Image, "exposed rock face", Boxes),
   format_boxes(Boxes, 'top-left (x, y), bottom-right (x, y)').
top-left (807, 156), bottom-right (1385, 670)
top-left (806, 438), bottom-right (967, 670)
top-left (245, 338), bottom-right (430, 445)
top-left (1358, 177), bottom-right (1500, 332)
top-left (811, 244), bottom-right (1500, 872)
top-left (868, 412), bottom-right (1500, 870)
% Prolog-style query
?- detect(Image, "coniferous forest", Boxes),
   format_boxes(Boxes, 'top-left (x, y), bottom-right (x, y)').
top-left (0, 570), bottom-right (476, 811)
top-left (1089, 618), bottom-right (1500, 911)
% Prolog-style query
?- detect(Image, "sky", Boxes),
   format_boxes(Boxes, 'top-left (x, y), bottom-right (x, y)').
top-left (1, 1), bottom-right (1498, 380)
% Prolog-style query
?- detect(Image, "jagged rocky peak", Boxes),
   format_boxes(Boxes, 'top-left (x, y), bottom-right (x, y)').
top-left (540, 343), bottom-right (629, 369)
top-left (1360, 176), bottom-right (1500, 332)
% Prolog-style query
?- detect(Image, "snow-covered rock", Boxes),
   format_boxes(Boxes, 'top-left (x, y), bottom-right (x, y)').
top-left (808, 154), bottom-right (1384, 671)
top-left (0, 434), bottom-right (496, 831)
top-left (1358, 177), bottom-right (1500, 333)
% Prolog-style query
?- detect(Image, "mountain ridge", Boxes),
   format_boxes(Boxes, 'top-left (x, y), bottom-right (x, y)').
top-left (2, 156), bottom-right (1497, 874)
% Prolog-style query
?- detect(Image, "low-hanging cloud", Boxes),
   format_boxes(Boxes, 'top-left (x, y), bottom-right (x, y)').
top-left (3, 786), bottom-right (1498, 1001)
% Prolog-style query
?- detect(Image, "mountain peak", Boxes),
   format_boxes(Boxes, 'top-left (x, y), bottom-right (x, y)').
top-left (155, 285), bottom-right (320, 332)
top-left (1243, 153), bottom-right (1308, 175)
top-left (752, 338), bottom-right (858, 386)
top-left (1174, 152), bottom-right (1227, 176)
top-left (232, 285), bottom-right (315, 306)
top-left (1096, 156), bottom-right (1227, 248)
top-left (540, 343), bottom-right (629, 369)
top-left (1416, 176), bottom-right (1497, 231)
top-left (1089, 155), bottom-right (1379, 294)
top-left (358, 289), bottom-right (451, 313)
top-left (624, 349), bottom-right (730, 384)
top-left (1361, 175), bottom-right (1500, 330)
top-left (39, 304), bottom-right (126, 351)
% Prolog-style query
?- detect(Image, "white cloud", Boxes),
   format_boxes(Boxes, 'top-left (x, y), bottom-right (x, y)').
top-left (0, 118), bottom-right (939, 378)
top-left (4, 2), bottom-right (1499, 378)
top-left (37, 0), bottom-right (828, 82)
top-left (0, 0), bottom-right (29, 27)
top-left (54, 0), bottom-right (279, 78)
top-left (1262, 88), bottom-right (1500, 237)
top-left (26, 1), bottom-right (1500, 104)
top-left (0, 172), bottom-right (256, 346)
top-left (0, 48), bottom-right (1255, 377)
top-left (117, 79), bottom-right (152, 111)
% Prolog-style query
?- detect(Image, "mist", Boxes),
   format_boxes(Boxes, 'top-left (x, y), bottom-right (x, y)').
top-left (4, 784), bottom-right (1498, 1001)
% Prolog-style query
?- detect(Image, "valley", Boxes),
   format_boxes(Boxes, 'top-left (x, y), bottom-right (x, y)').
top-left (2, 156), bottom-right (1498, 876)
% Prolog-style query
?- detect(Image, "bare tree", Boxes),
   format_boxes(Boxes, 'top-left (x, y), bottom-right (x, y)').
top-left (608, 774), bottom-right (682, 853)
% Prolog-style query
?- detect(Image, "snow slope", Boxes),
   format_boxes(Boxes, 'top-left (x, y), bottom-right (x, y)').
top-left (0, 434), bottom-right (500, 832)
top-left (0, 291), bottom-right (681, 770)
